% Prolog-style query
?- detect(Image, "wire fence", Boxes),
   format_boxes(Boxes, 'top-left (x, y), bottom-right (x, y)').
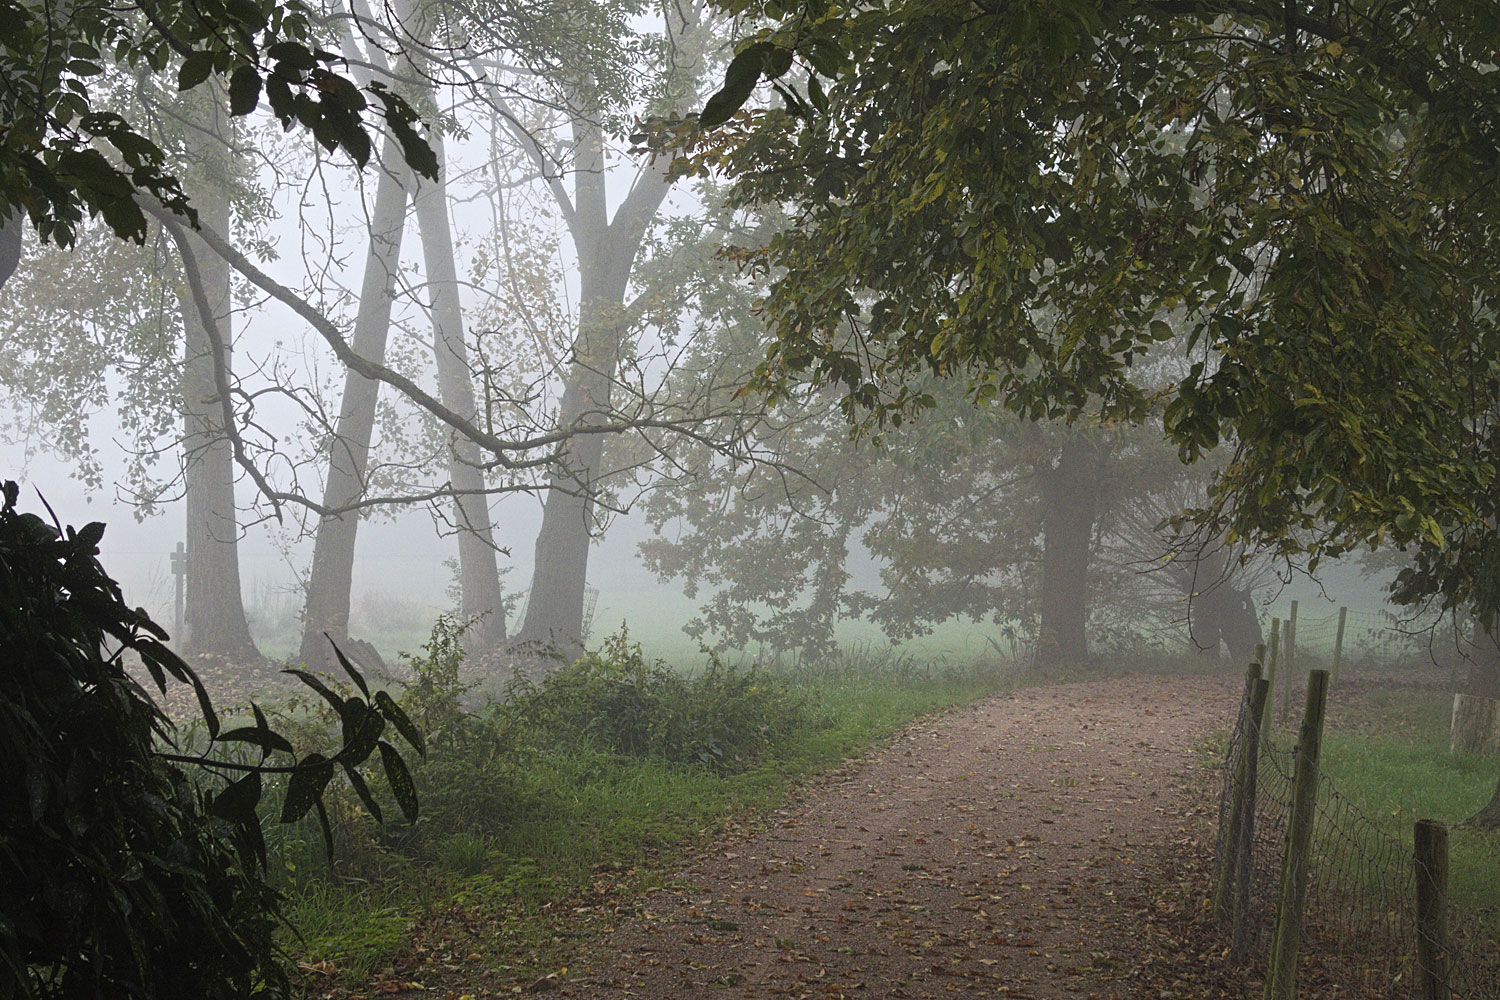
top-left (1269, 606), bottom-right (1457, 672)
top-left (1214, 684), bottom-right (1500, 998)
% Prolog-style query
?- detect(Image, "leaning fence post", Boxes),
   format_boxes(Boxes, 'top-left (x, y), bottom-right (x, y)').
top-left (1265, 669), bottom-right (1329, 1000)
top-left (1216, 662), bottom-right (1264, 922)
top-left (1331, 607), bottom-right (1347, 683)
top-left (1262, 619), bottom-right (1282, 736)
top-left (1415, 819), bottom-right (1450, 1000)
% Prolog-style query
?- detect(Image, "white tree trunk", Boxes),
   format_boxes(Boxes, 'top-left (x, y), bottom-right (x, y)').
top-left (299, 135), bottom-right (410, 669)
top-left (412, 132), bottom-right (506, 649)
top-left (178, 86), bottom-right (259, 661)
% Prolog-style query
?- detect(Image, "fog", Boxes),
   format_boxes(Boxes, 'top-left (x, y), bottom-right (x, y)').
top-left (12, 4), bottom-right (1500, 999)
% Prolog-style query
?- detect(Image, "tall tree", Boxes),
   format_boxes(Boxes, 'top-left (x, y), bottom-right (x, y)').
top-left (175, 87), bottom-right (259, 660)
top-left (1033, 432), bottom-right (1107, 667)
top-left (296, 132), bottom-right (412, 668)
top-left (412, 133), bottom-right (507, 648)
top-left (512, 0), bottom-right (714, 653)
top-left (698, 0), bottom-right (1500, 618)
top-left (0, 78), bottom-right (263, 660)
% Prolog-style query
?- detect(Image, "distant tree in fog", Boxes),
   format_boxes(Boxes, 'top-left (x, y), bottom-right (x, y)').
top-left (641, 357), bottom-right (1254, 668)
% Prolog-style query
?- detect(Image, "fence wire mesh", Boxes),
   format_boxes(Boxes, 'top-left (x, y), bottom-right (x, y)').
top-left (1214, 681), bottom-right (1500, 999)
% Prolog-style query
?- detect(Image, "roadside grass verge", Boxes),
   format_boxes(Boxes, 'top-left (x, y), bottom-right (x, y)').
top-left (267, 624), bottom-right (1013, 982)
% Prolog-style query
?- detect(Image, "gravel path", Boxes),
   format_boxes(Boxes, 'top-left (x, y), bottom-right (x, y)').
top-left (555, 672), bottom-right (1235, 1000)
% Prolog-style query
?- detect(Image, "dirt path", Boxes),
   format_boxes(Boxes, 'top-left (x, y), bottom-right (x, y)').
top-left (555, 673), bottom-right (1235, 1000)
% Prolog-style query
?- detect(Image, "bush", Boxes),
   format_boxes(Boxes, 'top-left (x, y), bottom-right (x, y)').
top-left (0, 484), bottom-right (422, 998)
top-left (0, 484), bottom-right (287, 998)
top-left (518, 627), bottom-right (815, 773)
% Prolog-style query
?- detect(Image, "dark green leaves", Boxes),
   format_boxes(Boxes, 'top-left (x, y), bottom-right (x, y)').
top-left (329, 636), bottom-right (371, 697)
top-left (178, 51), bottom-right (216, 91)
top-left (0, 0), bottom-right (436, 251)
top-left (208, 771), bottom-right (266, 865)
top-left (280, 752), bottom-right (335, 824)
top-left (379, 740), bottom-right (418, 822)
top-left (215, 722), bottom-right (294, 755)
top-left (273, 638), bottom-right (425, 849)
top-left (0, 482), bottom-right (289, 994)
top-left (700, 41), bottom-right (791, 128)
top-left (375, 690), bottom-right (424, 756)
top-left (704, 0), bottom-right (1500, 624)
top-left (228, 65), bottom-right (261, 115)
top-left (370, 83), bottom-right (438, 179)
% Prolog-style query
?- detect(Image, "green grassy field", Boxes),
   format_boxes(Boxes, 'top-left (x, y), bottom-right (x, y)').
top-left (1310, 679), bottom-right (1500, 913)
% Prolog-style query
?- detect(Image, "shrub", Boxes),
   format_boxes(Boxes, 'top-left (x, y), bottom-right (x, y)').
top-left (0, 483), bottom-right (422, 998)
top-left (519, 627), bottom-right (815, 772)
top-left (0, 484), bottom-right (286, 997)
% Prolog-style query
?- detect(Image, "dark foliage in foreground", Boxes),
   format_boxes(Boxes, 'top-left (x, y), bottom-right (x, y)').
top-left (0, 482), bottom-right (421, 998)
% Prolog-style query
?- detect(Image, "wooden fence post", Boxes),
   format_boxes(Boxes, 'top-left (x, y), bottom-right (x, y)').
top-left (1331, 607), bottom-right (1347, 683)
top-left (1233, 676), bottom-right (1271, 960)
top-left (1265, 669), bottom-right (1329, 1000)
top-left (1262, 619), bottom-right (1281, 736)
top-left (1216, 662), bottom-right (1264, 922)
top-left (1415, 819), bottom-right (1450, 1000)
top-left (171, 540), bottom-right (186, 640)
top-left (1280, 603), bottom-right (1298, 724)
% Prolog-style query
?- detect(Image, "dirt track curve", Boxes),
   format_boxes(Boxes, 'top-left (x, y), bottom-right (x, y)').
top-left (555, 672), bottom-right (1236, 1000)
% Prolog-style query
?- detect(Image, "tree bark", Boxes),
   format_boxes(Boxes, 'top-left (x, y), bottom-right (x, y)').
top-left (1450, 693), bottom-right (1500, 756)
top-left (1034, 434), bottom-right (1101, 669)
top-left (510, 5), bottom-right (705, 657)
top-left (177, 89), bottom-right (259, 662)
top-left (298, 141), bottom-right (410, 669)
top-left (1467, 777), bottom-right (1500, 829)
top-left (411, 132), bottom-right (506, 649)
top-left (513, 109), bottom-right (669, 655)
top-left (1460, 620), bottom-right (1500, 828)
top-left (513, 151), bottom-right (626, 655)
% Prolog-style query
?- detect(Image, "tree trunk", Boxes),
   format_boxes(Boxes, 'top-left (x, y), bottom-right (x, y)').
top-left (298, 136), bottom-right (410, 669)
top-left (513, 267), bottom-right (627, 656)
top-left (412, 133), bottom-right (506, 649)
top-left (1460, 620), bottom-right (1500, 828)
top-left (1460, 758), bottom-right (1500, 829)
top-left (178, 89), bottom-right (258, 662)
top-left (1467, 776), bottom-right (1500, 829)
top-left (1034, 434), bottom-right (1101, 669)
top-left (511, 8), bottom-right (703, 656)
top-left (514, 110), bottom-right (666, 656)
top-left (1451, 693), bottom-right (1500, 756)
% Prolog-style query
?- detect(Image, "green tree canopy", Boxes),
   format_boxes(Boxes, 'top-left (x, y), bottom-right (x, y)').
top-left (686, 0), bottom-right (1500, 625)
top-left (0, 0), bottom-right (435, 256)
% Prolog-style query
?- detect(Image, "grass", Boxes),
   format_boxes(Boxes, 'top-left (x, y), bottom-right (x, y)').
top-left (1220, 672), bottom-right (1499, 927)
top-left (1312, 680), bottom-right (1500, 913)
top-left (267, 632), bottom-right (1014, 982)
